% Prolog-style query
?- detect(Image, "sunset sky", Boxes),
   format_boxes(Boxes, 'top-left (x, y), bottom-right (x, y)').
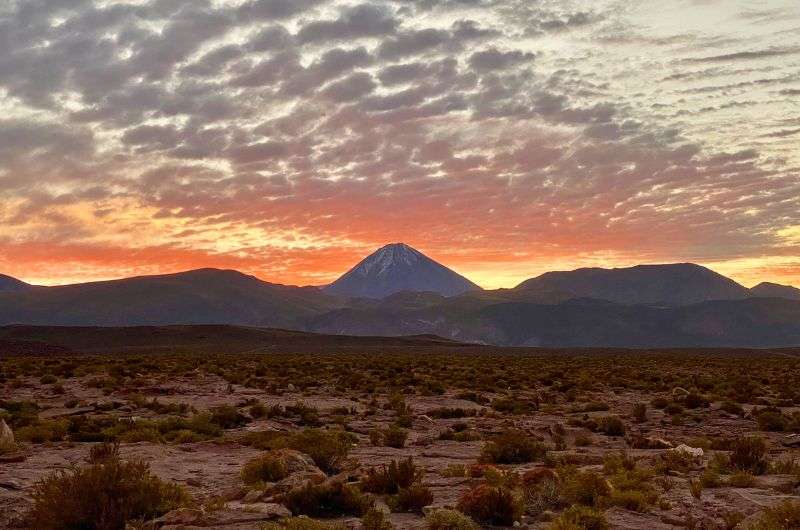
top-left (1, 0), bottom-right (798, 289)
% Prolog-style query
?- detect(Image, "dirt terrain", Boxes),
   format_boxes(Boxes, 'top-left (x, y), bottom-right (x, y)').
top-left (2, 342), bottom-right (800, 529)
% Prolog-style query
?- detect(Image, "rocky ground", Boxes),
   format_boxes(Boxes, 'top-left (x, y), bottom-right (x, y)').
top-left (1, 352), bottom-right (800, 529)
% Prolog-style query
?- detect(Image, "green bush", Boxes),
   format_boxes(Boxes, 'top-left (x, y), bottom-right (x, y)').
top-left (480, 430), bottom-right (547, 464)
top-left (549, 505), bottom-right (609, 530)
top-left (383, 425), bottom-right (408, 448)
top-left (280, 480), bottom-right (373, 518)
top-left (749, 500), bottom-right (800, 530)
top-left (561, 468), bottom-right (611, 507)
top-left (730, 436), bottom-right (769, 475)
top-left (262, 518), bottom-right (346, 530)
top-left (246, 429), bottom-right (355, 475)
top-left (362, 458), bottom-right (423, 494)
top-left (597, 416), bottom-right (625, 437)
top-left (425, 509), bottom-right (479, 530)
top-left (391, 484), bottom-right (434, 514)
top-left (241, 452), bottom-right (290, 485)
top-left (209, 405), bottom-right (250, 429)
top-left (362, 508), bottom-right (394, 530)
top-left (288, 429), bottom-right (355, 474)
top-left (27, 451), bottom-right (187, 530)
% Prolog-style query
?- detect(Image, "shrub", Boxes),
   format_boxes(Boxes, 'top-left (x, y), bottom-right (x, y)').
top-left (262, 518), bottom-right (346, 530)
top-left (88, 441), bottom-right (119, 464)
top-left (728, 470), bottom-right (756, 488)
top-left (720, 401), bottom-right (744, 416)
top-left (684, 393), bottom-right (709, 409)
top-left (27, 452), bottom-right (187, 530)
top-left (549, 505), bottom-right (608, 530)
top-left (561, 468), bottom-right (611, 507)
top-left (362, 508), bottom-right (394, 530)
top-left (756, 409), bottom-right (789, 432)
top-left (209, 405), bottom-right (249, 429)
top-left (457, 484), bottom-right (523, 526)
top-left (281, 480), bottom-right (373, 518)
top-left (288, 429), bottom-right (355, 474)
top-left (362, 458), bottom-right (422, 494)
top-left (391, 484), bottom-right (434, 513)
top-left (249, 403), bottom-right (268, 419)
top-left (597, 416), bottom-right (625, 437)
top-left (480, 430), bottom-right (547, 464)
top-left (241, 452), bottom-right (290, 485)
top-left (383, 425), bottom-right (408, 449)
top-left (749, 500), bottom-right (800, 530)
top-left (632, 403), bottom-right (647, 423)
top-left (523, 474), bottom-right (560, 516)
top-left (16, 420), bottom-right (67, 443)
top-left (425, 509), bottom-right (479, 530)
top-left (651, 397), bottom-right (669, 409)
top-left (428, 407), bottom-right (476, 419)
top-left (730, 436), bottom-right (769, 475)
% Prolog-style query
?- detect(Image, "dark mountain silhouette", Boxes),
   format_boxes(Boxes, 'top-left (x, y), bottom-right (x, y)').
top-left (310, 295), bottom-right (800, 348)
top-left (1, 254), bottom-right (800, 347)
top-left (0, 268), bottom-right (339, 328)
top-left (324, 243), bottom-right (480, 299)
top-left (515, 263), bottom-right (750, 306)
top-left (0, 274), bottom-right (31, 293)
top-left (751, 282), bottom-right (800, 300)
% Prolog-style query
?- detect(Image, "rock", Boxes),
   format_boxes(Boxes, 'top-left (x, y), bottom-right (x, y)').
top-left (242, 489), bottom-right (264, 503)
top-left (155, 508), bottom-right (204, 525)
top-left (275, 468), bottom-right (327, 492)
top-left (218, 503), bottom-right (291, 523)
top-left (669, 444), bottom-right (704, 459)
top-left (0, 419), bottom-right (15, 449)
top-left (630, 435), bottom-right (673, 449)
top-left (783, 435), bottom-right (800, 448)
top-left (0, 479), bottom-right (23, 490)
top-left (240, 502), bottom-right (290, 519)
top-left (0, 452), bottom-right (26, 463)
top-left (219, 485), bottom-right (247, 501)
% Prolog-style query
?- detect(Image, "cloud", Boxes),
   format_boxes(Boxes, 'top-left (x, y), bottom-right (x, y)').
top-left (685, 46), bottom-right (800, 63)
top-left (297, 4), bottom-right (398, 43)
top-left (468, 48), bottom-right (535, 71)
top-left (0, 0), bottom-right (797, 289)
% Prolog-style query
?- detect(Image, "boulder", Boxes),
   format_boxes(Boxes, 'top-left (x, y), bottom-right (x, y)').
top-left (669, 444), bottom-right (704, 459)
top-left (0, 419), bottom-right (14, 449)
top-left (629, 435), bottom-right (673, 449)
top-left (155, 508), bottom-right (204, 526)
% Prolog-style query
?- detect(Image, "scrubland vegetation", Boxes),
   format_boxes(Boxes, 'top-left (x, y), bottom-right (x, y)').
top-left (2, 351), bottom-right (800, 529)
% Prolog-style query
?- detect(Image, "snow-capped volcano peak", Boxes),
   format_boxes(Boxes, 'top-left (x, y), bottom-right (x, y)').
top-left (357, 243), bottom-right (422, 277)
top-left (324, 243), bottom-right (480, 299)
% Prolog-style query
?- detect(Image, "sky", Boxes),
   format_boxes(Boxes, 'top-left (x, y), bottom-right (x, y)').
top-left (0, 0), bottom-right (798, 289)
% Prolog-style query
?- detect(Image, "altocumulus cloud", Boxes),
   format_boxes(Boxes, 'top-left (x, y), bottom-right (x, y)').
top-left (0, 0), bottom-right (798, 288)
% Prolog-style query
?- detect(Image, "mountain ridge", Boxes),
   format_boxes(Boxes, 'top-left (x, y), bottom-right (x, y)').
top-left (2, 248), bottom-right (800, 347)
top-left (0, 274), bottom-right (32, 293)
top-left (515, 263), bottom-right (751, 306)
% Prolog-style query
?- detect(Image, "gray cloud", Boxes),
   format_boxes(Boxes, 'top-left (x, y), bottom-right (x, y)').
top-left (297, 4), bottom-right (398, 43)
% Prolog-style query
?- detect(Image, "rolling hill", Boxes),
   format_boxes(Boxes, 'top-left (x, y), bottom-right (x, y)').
top-left (515, 263), bottom-right (751, 306)
top-left (0, 274), bottom-right (31, 293)
top-left (751, 282), bottom-right (800, 300)
top-left (0, 268), bottom-right (340, 328)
